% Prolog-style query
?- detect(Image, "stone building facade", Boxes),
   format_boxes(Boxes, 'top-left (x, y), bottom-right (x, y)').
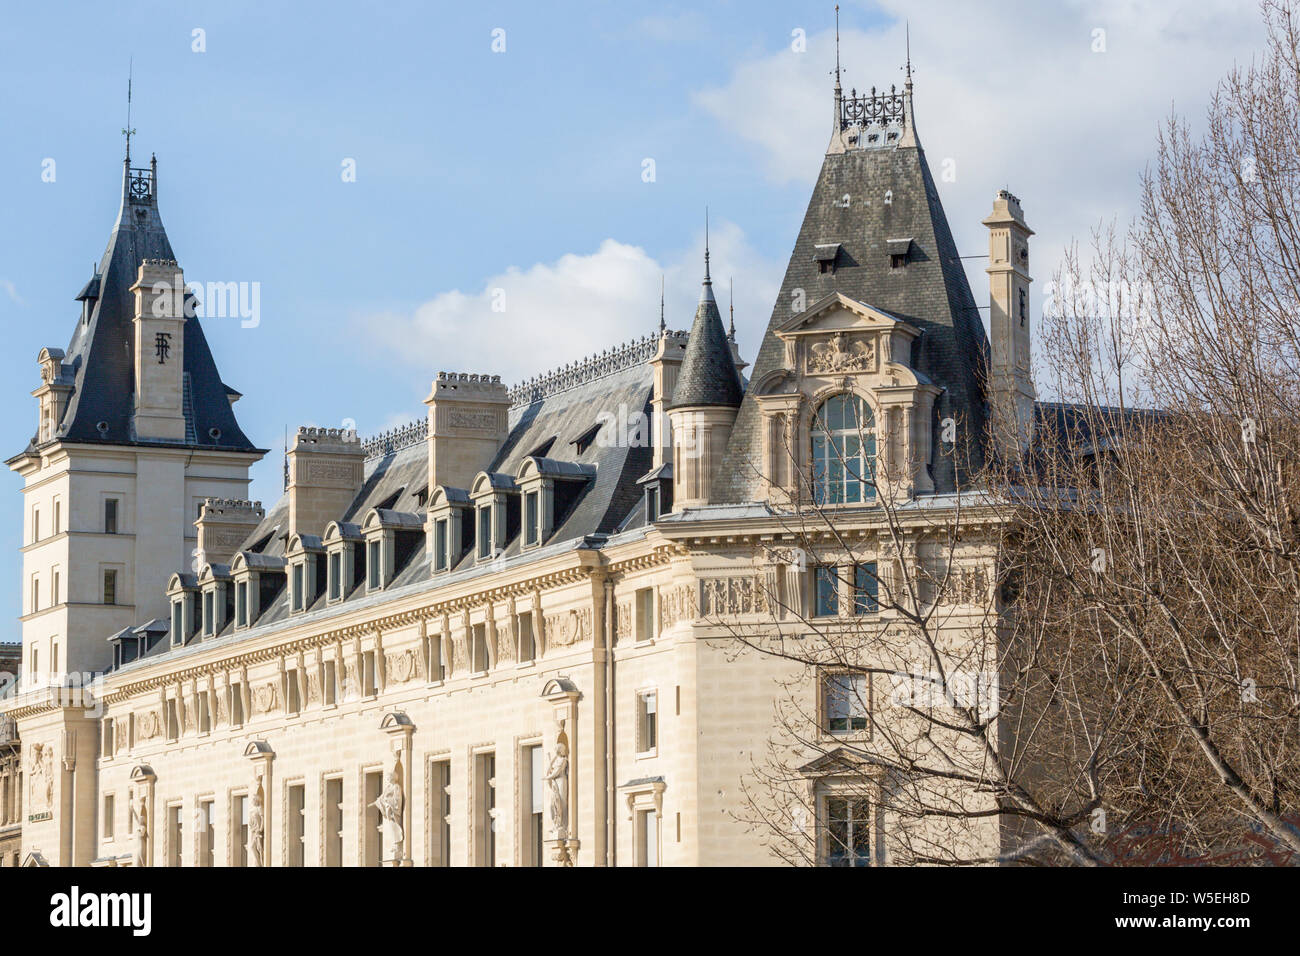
top-left (1, 69), bottom-right (1043, 866)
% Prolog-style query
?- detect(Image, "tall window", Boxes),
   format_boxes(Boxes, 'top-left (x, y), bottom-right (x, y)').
top-left (824, 796), bottom-right (871, 866)
top-left (32, 507), bottom-right (40, 543)
top-left (328, 552), bottom-right (341, 600)
top-left (103, 569), bottom-right (118, 606)
top-left (471, 624), bottom-right (489, 673)
top-left (362, 650), bottom-right (378, 697)
top-left (475, 752), bottom-right (496, 867)
top-left (814, 566), bottom-right (839, 617)
top-left (477, 507), bottom-right (492, 559)
top-left (171, 601), bottom-right (184, 645)
top-left (286, 669), bottom-right (301, 715)
top-left (635, 587), bottom-right (656, 642)
top-left (30, 575), bottom-right (38, 614)
top-left (811, 394), bottom-right (874, 504)
top-left (291, 564), bottom-right (304, 612)
top-left (516, 613), bottom-right (534, 663)
top-left (367, 540), bottom-right (381, 589)
top-left (364, 770), bottom-right (383, 866)
top-left (204, 591), bottom-right (215, 635)
top-left (233, 794), bottom-right (249, 867)
top-left (431, 760), bottom-right (452, 867)
top-left (52, 570), bottom-right (60, 606)
top-left (53, 500), bottom-right (60, 535)
top-left (325, 777), bottom-right (344, 866)
top-left (103, 794), bottom-right (115, 841)
top-left (853, 562), bottom-right (879, 614)
top-left (104, 498), bottom-right (119, 534)
top-left (524, 491), bottom-right (539, 546)
top-left (235, 581), bottom-right (248, 627)
top-left (230, 682), bottom-right (245, 728)
top-left (823, 672), bottom-right (869, 734)
top-left (288, 784), bottom-right (305, 866)
top-left (637, 690), bottom-right (658, 755)
top-left (168, 804), bottom-right (183, 867)
top-left (198, 799), bottom-right (215, 867)
top-left (637, 810), bottom-right (660, 867)
top-left (323, 660), bottom-right (338, 705)
top-left (525, 746), bottom-right (544, 867)
top-left (434, 518), bottom-right (449, 572)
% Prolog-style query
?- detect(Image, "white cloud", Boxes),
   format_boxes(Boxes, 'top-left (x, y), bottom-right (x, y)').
top-left (0, 278), bottom-right (21, 305)
top-left (693, 0), bottom-right (1264, 317)
top-left (362, 221), bottom-right (780, 388)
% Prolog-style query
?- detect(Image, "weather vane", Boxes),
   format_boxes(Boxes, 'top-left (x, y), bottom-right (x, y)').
top-left (121, 58), bottom-right (136, 162)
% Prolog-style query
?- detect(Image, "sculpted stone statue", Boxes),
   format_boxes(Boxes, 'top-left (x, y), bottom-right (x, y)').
top-left (130, 794), bottom-right (148, 868)
top-left (543, 741), bottom-right (569, 840)
top-left (372, 759), bottom-right (405, 861)
top-left (248, 786), bottom-right (265, 867)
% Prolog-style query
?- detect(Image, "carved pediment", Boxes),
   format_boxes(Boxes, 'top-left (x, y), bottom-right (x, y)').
top-left (775, 293), bottom-right (920, 380)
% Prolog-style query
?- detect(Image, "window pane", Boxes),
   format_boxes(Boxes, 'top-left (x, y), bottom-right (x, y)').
top-left (815, 566), bottom-right (838, 617)
top-left (854, 563), bottom-right (879, 614)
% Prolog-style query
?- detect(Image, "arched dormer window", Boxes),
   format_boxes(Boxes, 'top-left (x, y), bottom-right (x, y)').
top-left (812, 394), bottom-right (875, 504)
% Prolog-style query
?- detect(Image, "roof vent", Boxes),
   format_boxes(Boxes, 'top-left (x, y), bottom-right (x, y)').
top-left (96, 421), bottom-right (109, 436)
top-left (208, 427), bottom-right (222, 441)
top-left (571, 423), bottom-right (602, 455)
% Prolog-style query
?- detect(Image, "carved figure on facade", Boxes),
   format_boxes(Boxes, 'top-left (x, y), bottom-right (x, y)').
top-left (808, 332), bottom-right (874, 374)
top-left (372, 754), bottom-right (405, 861)
top-left (248, 782), bottom-right (265, 867)
top-left (130, 793), bottom-right (148, 867)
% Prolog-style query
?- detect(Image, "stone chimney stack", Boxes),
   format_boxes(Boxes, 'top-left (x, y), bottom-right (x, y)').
top-left (648, 331), bottom-right (688, 469)
top-left (983, 189), bottom-right (1036, 464)
top-left (195, 498), bottom-right (265, 567)
top-left (424, 373), bottom-right (510, 490)
top-left (130, 258), bottom-right (188, 441)
top-left (287, 427), bottom-right (366, 539)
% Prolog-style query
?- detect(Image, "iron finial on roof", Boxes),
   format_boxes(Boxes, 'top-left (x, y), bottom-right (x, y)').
top-left (121, 58), bottom-right (136, 164)
top-left (729, 277), bottom-right (736, 341)
top-left (659, 274), bottom-right (666, 332)
top-left (704, 207), bottom-right (711, 284)
top-left (834, 5), bottom-right (842, 92)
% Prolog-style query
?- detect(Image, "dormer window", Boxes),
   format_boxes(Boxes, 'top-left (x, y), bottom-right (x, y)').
top-left (165, 574), bottom-right (200, 647)
top-left (515, 458), bottom-right (595, 550)
top-left (469, 472), bottom-right (520, 564)
top-left (428, 486), bottom-right (472, 575)
top-left (197, 564), bottom-right (233, 637)
top-left (637, 463), bottom-right (673, 523)
top-left (886, 237), bottom-right (913, 270)
top-left (285, 534), bottom-right (324, 616)
top-left (361, 508), bottom-right (424, 591)
top-left (230, 551), bottom-right (287, 630)
top-left (813, 243), bottom-right (841, 276)
top-left (323, 522), bottom-right (364, 604)
top-left (571, 424), bottom-right (602, 456)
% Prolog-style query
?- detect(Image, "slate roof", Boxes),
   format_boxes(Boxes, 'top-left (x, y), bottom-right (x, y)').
top-left (669, 274), bottom-right (744, 410)
top-left (138, 344), bottom-right (658, 657)
top-left (711, 95), bottom-right (989, 501)
top-left (20, 158), bottom-right (261, 457)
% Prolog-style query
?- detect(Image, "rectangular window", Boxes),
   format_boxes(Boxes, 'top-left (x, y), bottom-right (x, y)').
top-left (814, 566), bottom-right (839, 617)
top-left (637, 810), bottom-right (659, 867)
top-left (168, 804), bottom-right (183, 867)
top-left (635, 587), bottom-right (656, 642)
top-left (204, 591), bottom-right (215, 635)
top-left (104, 498), bottom-right (119, 534)
top-left (825, 796), bottom-right (871, 866)
top-left (291, 564), bottom-right (303, 612)
top-left (323, 660), bottom-right (338, 705)
top-left (475, 752), bottom-right (496, 867)
top-left (102, 718), bottom-right (115, 760)
top-left (287, 784), bottom-right (306, 867)
top-left (30, 575), bottom-right (38, 614)
top-left (853, 562), bottom-right (879, 614)
top-left (286, 669), bottom-right (301, 715)
top-left (526, 745), bottom-right (544, 867)
top-left (103, 569), bottom-right (118, 606)
top-left (233, 794), bottom-right (249, 867)
top-left (524, 491), bottom-right (539, 546)
top-left (235, 581), bottom-right (248, 627)
top-left (198, 693), bottom-right (211, 734)
top-left (823, 672), bottom-right (869, 734)
top-left (432, 760), bottom-right (452, 868)
top-left (647, 485), bottom-right (660, 523)
top-left (171, 601), bottom-right (184, 645)
top-left (53, 500), bottom-right (60, 534)
top-left (51, 641), bottom-right (59, 676)
top-left (166, 698), bottom-right (180, 740)
top-left (325, 777), bottom-right (344, 867)
top-left (477, 507), bottom-right (492, 559)
top-left (328, 552), bottom-right (341, 600)
top-left (52, 570), bottom-right (60, 606)
top-left (637, 690), bottom-right (658, 755)
top-left (230, 682), bottom-right (245, 727)
top-left (103, 794), bottom-right (115, 841)
top-left (364, 770), bottom-right (383, 867)
top-left (517, 613), bottom-right (534, 663)
top-left (199, 799), bottom-right (215, 867)
top-left (362, 650), bottom-right (378, 697)
top-left (367, 540), bottom-right (381, 589)
top-left (471, 624), bottom-right (488, 673)
top-left (434, 519), bottom-right (448, 572)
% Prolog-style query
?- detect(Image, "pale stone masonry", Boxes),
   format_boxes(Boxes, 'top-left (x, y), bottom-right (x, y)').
top-left (2, 69), bottom-right (1045, 867)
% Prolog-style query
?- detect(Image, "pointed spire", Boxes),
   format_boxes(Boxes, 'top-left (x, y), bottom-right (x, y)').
top-left (658, 274), bottom-right (666, 333)
top-left (834, 5), bottom-right (843, 93)
top-left (121, 58), bottom-right (135, 165)
top-left (728, 277), bottom-right (736, 341)
top-left (704, 207), bottom-right (711, 283)
top-left (905, 20), bottom-right (912, 88)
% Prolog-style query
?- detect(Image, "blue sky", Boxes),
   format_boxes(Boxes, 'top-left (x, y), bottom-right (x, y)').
top-left (0, 1), bottom-right (1267, 632)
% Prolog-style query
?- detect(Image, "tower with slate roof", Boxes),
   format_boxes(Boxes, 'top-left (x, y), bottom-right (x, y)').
top-left (7, 149), bottom-right (265, 683)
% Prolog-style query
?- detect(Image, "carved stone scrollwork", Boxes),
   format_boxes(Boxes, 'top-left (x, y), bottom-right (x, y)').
top-left (807, 332), bottom-right (875, 374)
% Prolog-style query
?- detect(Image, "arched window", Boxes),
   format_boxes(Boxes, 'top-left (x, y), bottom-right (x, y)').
top-left (812, 394), bottom-right (874, 504)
